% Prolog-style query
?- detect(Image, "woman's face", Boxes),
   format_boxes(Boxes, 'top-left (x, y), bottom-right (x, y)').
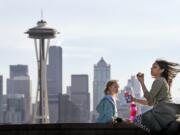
top-left (108, 82), bottom-right (119, 95)
top-left (151, 62), bottom-right (162, 77)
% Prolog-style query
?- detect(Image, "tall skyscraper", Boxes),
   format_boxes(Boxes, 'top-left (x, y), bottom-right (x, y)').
top-left (93, 57), bottom-right (110, 121)
top-left (0, 76), bottom-right (3, 108)
top-left (0, 75), bottom-right (3, 123)
top-left (6, 65), bottom-right (32, 123)
top-left (47, 46), bottom-right (62, 123)
top-left (47, 46), bottom-right (62, 94)
top-left (70, 75), bottom-right (90, 123)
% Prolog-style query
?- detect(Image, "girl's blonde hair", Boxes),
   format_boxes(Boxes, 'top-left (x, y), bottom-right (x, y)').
top-left (104, 80), bottom-right (118, 95)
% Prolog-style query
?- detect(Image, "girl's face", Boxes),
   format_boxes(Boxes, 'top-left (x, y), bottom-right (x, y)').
top-left (151, 62), bottom-right (162, 78)
top-left (108, 82), bottom-right (119, 95)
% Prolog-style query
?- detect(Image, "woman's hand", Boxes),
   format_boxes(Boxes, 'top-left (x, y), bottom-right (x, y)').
top-left (124, 119), bottom-right (133, 124)
top-left (131, 96), bottom-right (136, 102)
top-left (136, 72), bottom-right (144, 83)
top-left (132, 97), bottom-right (149, 105)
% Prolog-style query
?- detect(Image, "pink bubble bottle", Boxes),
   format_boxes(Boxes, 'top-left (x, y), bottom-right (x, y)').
top-left (129, 102), bottom-right (137, 122)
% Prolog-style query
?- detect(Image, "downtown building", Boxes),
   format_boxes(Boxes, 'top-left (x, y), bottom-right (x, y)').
top-left (66, 86), bottom-right (71, 100)
top-left (5, 94), bottom-right (25, 124)
top-left (0, 75), bottom-right (3, 123)
top-left (70, 75), bottom-right (90, 123)
top-left (92, 57), bottom-right (111, 121)
top-left (47, 46), bottom-right (62, 123)
top-left (59, 93), bottom-right (81, 123)
top-left (0, 76), bottom-right (3, 107)
top-left (5, 65), bottom-right (32, 124)
top-left (58, 86), bottom-right (82, 123)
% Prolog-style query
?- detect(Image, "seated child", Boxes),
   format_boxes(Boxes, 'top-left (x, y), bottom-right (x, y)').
top-left (96, 80), bottom-right (122, 123)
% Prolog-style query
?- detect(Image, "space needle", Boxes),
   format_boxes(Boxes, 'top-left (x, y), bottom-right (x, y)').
top-left (25, 16), bottom-right (59, 123)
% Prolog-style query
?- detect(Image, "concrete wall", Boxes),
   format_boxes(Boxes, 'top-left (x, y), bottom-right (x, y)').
top-left (0, 123), bottom-right (149, 135)
top-left (0, 122), bottom-right (179, 135)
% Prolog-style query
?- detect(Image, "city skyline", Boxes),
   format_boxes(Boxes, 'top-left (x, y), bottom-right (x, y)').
top-left (1, 49), bottom-right (180, 103)
top-left (0, 0), bottom-right (180, 103)
top-left (0, 51), bottom-right (179, 124)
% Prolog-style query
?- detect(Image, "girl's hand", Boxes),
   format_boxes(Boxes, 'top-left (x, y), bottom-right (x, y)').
top-left (112, 117), bottom-right (117, 124)
top-left (136, 72), bottom-right (144, 83)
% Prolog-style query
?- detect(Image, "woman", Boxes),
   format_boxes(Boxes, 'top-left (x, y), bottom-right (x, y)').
top-left (96, 80), bottom-right (120, 123)
top-left (132, 59), bottom-right (180, 133)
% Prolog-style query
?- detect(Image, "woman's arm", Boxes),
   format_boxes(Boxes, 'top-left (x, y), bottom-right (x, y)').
top-left (136, 73), bottom-right (149, 96)
top-left (133, 98), bottom-right (149, 106)
top-left (139, 81), bottom-right (149, 95)
top-left (137, 73), bottom-right (164, 106)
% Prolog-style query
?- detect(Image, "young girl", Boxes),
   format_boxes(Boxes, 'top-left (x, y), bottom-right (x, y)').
top-left (132, 59), bottom-right (180, 133)
top-left (96, 80), bottom-right (120, 123)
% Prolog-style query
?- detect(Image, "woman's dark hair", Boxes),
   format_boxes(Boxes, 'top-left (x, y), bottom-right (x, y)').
top-left (104, 80), bottom-right (118, 95)
top-left (155, 59), bottom-right (180, 90)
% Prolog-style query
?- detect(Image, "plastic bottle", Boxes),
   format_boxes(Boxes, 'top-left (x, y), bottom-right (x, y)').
top-left (129, 102), bottom-right (137, 122)
top-left (124, 91), bottom-right (132, 103)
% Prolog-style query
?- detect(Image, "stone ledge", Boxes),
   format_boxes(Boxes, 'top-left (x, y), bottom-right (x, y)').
top-left (0, 122), bottom-right (150, 135)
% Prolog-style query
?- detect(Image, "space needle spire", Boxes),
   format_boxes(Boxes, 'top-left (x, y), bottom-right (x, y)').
top-left (25, 17), bottom-right (59, 124)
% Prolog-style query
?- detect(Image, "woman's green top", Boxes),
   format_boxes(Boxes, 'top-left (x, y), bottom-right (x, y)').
top-left (144, 77), bottom-right (172, 106)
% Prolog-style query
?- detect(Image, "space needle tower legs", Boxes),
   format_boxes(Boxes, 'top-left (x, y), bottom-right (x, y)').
top-left (34, 38), bottom-right (50, 123)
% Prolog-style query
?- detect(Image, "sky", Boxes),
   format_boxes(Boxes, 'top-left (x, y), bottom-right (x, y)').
top-left (0, 0), bottom-right (180, 103)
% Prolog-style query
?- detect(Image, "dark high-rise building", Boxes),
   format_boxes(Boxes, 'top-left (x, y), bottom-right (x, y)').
top-left (47, 46), bottom-right (62, 94)
top-left (0, 75), bottom-right (3, 123)
top-left (70, 75), bottom-right (90, 123)
top-left (10, 65), bottom-right (28, 78)
top-left (59, 94), bottom-right (80, 123)
top-left (0, 76), bottom-right (3, 107)
top-left (47, 46), bottom-right (62, 123)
